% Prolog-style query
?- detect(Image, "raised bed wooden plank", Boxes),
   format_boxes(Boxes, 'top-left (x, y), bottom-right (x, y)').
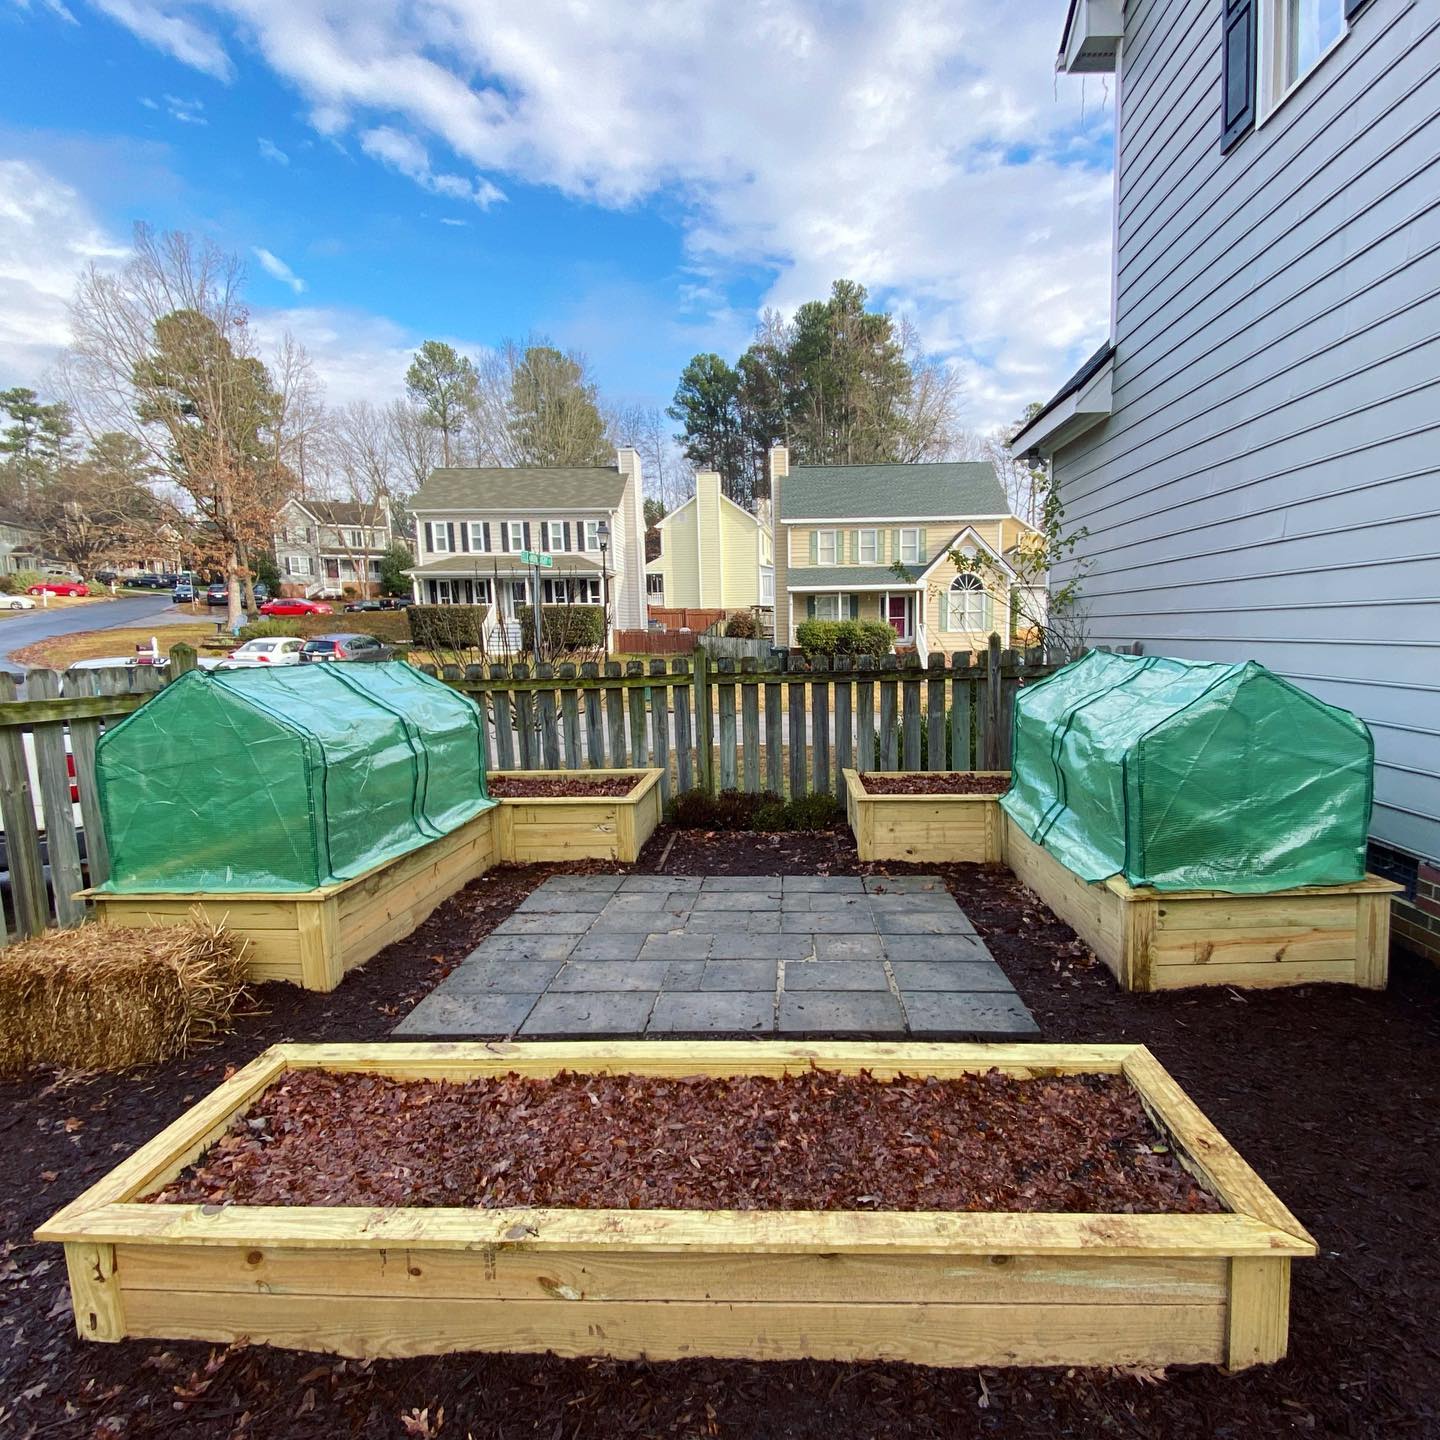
top-left (38, 1041), bottom-right (1313, 1370)
top-left (843, 769), bottom-right (1007, 863)
top-left (489, 769), bottom-right (662, 863)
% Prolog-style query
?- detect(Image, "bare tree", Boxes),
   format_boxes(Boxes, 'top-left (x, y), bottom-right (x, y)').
top-left (894, 317), bottom-right (967, 462)
top-left (63, 225), bottom-right (297, 626)
top-left (608, 402), bottom-right (689, 509)
top-left (386, 398), bottom-right (440, 521)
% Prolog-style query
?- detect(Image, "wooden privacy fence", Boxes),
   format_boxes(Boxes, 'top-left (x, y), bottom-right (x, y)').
top-left (431, 636), bottom-right (1067, 808)
top-left (0, 636), bottom-right (1065, 940)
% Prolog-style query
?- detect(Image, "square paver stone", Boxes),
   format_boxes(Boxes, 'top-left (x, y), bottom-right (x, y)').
top-left (393, 992), bottom-right (539, 1036)
top-left (659, 960), bottom-right (707, 990)
top-left (496, 912), bottom-right (597, 936)
top-left (687, 912), bottom-right (782, 933)
top-left (536, 875), bottom-right (624, 895)
top-left (778, 990), bottom-right (905, 1035)
top-left (707, 933), bottom-right (816, 961)
top-left (781, 875), bottom-right (866, 893)
top-left (881, 934), bottom-right (990, 962)
top-left (867, 893), bottom-right (962, 914)
top-left (692, 892), bottom-right (782, 911)
top-left (549, 960), bottom-right (675, 992)
top-left (700, 959), bottom-right (777, 990)
top-left (441, 959), bottom-right (565, 993)
top-left (647, 991), bottom-right (773, 1034)
top-left (813, 933), bottom-right (885, 960)
top-left (874, 911), bottom-right (970, 936)
top-left (618, 875), bottom-right (702, 893)
top-left (902, 992), bottom-right (1039, 1037)
top-left (468, 935), bottom-right (579, 962)
top-left (520, 991), bottom-right (657, 1037)
top-left (782, 910), bottom-right (876, 935)
top-left (701, 876), bottom-right (784, 892)
top-left (890, 960), bottom-right (1019, 993)
top-left (568, 933), bottom-right (648, 961)
top-left (516, 890), bottom-right (612, 913)
top-left (638, 932), bottom-right (713, 961)
top-left (593, 908), bottom-right (691, 933)
top-left (783, 960), bottom-right (890, 991)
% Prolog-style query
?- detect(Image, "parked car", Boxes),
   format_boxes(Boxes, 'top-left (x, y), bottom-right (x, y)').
top-left (300, 633), bottom-right (393, 663)
top-left (2, 594), bottom-right (37, 611)
top-left (205, 583), bottom-right (229, 606)
top-left (260, 597), bottom-right (333, 616)
top-left (344, 598), bottom-right (383, 612)
top-left (28, 580), bottom-right (89, 598)
top-left (217, 637), bottom-right (306, 669)
top-left (172, 581), bottom-right (195, 602)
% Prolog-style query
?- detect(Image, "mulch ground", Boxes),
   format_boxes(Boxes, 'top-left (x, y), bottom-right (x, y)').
top-left (859, 772), bottom-right (1011, 795)
top-left (3, 823), bottom-right (1438, 1439)
top-left (487, 776), bottom-right (636, 798)
top-left (152, 1068), bottom-right (1217, 1214)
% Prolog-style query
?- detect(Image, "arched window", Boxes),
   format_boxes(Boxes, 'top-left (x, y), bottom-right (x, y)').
top-left (945, 573), bottom-right (991, 632)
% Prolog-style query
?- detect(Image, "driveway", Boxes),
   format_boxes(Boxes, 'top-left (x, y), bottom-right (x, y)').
top-left (0, 594), bottom-right (199, 680)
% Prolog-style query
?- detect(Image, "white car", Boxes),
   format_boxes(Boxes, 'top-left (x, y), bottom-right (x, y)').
top-left (2, 594), bottom-right (36, 610)
top-left (217, 637), bottom-right (306, 669)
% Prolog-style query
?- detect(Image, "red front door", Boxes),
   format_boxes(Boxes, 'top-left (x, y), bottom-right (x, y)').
top-left (887, 595), bottom-right (910, 639)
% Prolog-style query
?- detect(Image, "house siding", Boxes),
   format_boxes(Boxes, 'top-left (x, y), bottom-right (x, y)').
top-left (1051, 0), bottom-right (1440, 863)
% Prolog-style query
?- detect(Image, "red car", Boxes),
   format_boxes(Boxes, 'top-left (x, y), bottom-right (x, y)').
top-left (28, 580), bottom-right (89, 597)
top-left (259, 598), bottom-right (333, 616)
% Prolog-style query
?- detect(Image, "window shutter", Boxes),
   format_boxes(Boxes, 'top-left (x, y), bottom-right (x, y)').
top-left (459, 521), bottom-right (470, 553)
top-left (576, 518), bottom-right (587, 551)
top-left (563, 521), bottom-right (572, 551)
top-left (809, 532), bottom-right (818, 565)
top-left (847, 594), bottom-right (858, 620)
top-left (424, 521), bottom-right (434, 554)
top-left (851, 530), bottom-right (860, 565)
top-left (892, 529), bottom-right (902, 564)
top-left (918, 528), bottom-right (928, 562)
top-left (499, 523), bottom-right (509, 552)
top-left (446, 522), bottom-right (456, 553)
top-left (523, 522), bottom-right (532, 550)
top-left (940, 588), bottom-right (950, 631)
top-left (806, 596), bottom-right (816, 619)
top-left (1221, 0), bottom-right (1256, 152)
top-left (482, 522), bottom-right (491, 552)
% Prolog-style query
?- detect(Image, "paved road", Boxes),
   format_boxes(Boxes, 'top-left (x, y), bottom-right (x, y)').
top-left (0, 594), bottom-right (197, 680)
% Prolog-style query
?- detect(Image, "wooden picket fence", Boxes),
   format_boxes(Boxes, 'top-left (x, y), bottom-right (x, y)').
top-left (0, 636), bottom-right (1072, 940)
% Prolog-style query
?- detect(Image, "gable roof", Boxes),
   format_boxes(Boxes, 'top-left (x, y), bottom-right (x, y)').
top-left (1009, 341), bottom-right (1114, 455)
top-left (778, 461), bottom-right (1007, 521)
top-left (290, 498), bottom-right (389, 528)
top-left (412, 466), bottom-right (626, 512)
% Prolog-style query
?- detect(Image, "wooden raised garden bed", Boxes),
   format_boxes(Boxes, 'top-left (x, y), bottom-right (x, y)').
top-left (83, 807), bottom-right (498, 993)
top-left (843, 768), bottom-right (1009, 863)
top-left (1003, 815), bottom-right (1401, 992)
top-left (37, 1040), bottom-right (1315, 1370)
top-left (490, 768), bottom-right (662, 864)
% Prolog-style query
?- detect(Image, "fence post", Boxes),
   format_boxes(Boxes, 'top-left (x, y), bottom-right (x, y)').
top-left (693, 645), bottom-right (714, 794)
top-left (27, 669), bottom-right (86, 927)
top-left (168, 643), bottom-right (197, 675)
top-left (648, 659), bottom-right (671, 803)
top-left (0, 673), bottom-right (49, 938)
top-left (672, 658), bottom-right (694, 793)
top-left (982, 633), bottom-right (1003, 770)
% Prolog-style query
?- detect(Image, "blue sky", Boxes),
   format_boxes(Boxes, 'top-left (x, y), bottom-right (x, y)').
top-left (1, 0), bottom-right (1116, 431)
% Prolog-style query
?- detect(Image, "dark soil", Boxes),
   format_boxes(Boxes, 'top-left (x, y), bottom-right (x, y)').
top-left (488, 775), bottom-right (635, 798)
top-left (860, 772), bottom-right (1011, 796)
top-left (3, 821), bottom-right (1439, 1439)
top-left (152, 1068), bottom-right (1218, 1214)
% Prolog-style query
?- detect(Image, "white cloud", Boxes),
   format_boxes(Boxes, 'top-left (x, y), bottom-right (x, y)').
top-left (0, 159), bottom-right (128, 387)
top-left (88, 0), bottom-right (233, 79)
top-left (252, 245), bottom-right (305, 294)
top-left (84, 0), bottom-right (1115, 429)
top-left (257, 136), bottom-right (290, 165)
top-left (359, 126), bottom-right (503, 209)
top-left (10, 0), bottom-right (79, 21)
top-left (161, 94), bottom-right (207, 125)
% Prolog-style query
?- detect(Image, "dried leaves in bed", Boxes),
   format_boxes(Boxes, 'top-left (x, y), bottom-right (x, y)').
top-left (487, 776), bottom-right (636, 798)
top-left (151, 1068), bottom-right (1221, 1215)
top-left (859, 773), bottom-right (1011, 796)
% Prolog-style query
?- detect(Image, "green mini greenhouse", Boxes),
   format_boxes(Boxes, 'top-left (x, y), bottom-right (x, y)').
top-left (96, 662), bottom-right (493, 894)
top-left (1001, 651), bottom-right (1374, 893)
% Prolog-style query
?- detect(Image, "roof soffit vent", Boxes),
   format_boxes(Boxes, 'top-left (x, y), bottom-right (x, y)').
top-left (1060, 0), bottom-right (1123, 74)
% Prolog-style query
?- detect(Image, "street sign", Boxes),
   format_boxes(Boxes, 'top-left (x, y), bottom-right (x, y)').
top-left (518, 549), bottom-right (553, 568)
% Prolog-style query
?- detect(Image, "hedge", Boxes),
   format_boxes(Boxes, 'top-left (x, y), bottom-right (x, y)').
top-left (794, 618), bottom-right (895, 659)
top-left (723, 609), bottom-right (762, 639)
top-left (407, 604), bottom-right (487, 652)
top-left (519, 604), bottom-right (605, 652)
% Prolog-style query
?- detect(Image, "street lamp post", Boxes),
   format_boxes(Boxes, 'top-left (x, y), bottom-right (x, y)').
top-left (597, 519), bottom-right (611, 665)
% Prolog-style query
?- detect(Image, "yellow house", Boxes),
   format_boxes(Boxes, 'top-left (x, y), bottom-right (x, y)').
top-left (768, 445), bottom-right (1038, 658)
top-left (646, 469), bottom-right (774, 615)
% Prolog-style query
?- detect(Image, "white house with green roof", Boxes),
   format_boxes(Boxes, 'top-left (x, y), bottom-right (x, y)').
top-left (407, 447), bottom-right (647, 643)
top-left (769, 445), bottom-right (1036, 660)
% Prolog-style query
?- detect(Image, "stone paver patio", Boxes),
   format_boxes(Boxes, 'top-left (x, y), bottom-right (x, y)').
top-left (396, 874), bottom-right (1038, 1039)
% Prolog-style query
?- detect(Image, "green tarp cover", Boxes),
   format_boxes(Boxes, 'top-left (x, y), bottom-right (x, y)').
top-left (96, 661), bottom-right (493, 893)
top-left (999, 651), bottom-right (1373, 893)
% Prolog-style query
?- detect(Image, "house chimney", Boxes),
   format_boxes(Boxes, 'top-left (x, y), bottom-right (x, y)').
top-left (768, 444), bottom-right (789, 488)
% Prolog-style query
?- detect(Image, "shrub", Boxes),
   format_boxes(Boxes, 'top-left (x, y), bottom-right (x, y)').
top-left (519, 604), bottom-right (605, 653)
top-left (724, 609), bottom-right (761, 639)
top-left (664, 788), bottom-right (844, 832)
top-left (794, 618), bottom-right (896, 660)
top-left (10, 569), bottom-right (44, 594)
top-left (408, 604), bottom-right (488, 653)
top-left (237, 619), bottom-right (302, 642)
